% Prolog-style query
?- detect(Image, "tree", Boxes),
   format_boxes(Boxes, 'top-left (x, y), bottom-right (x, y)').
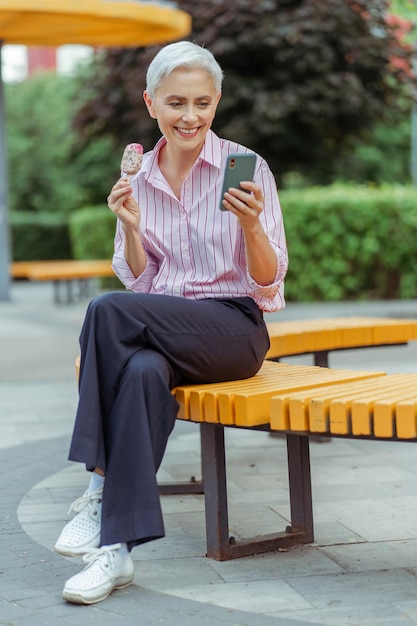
top-left (6, 73), bottom-right (84, 214)
top-left (72, 0), bottom-right (417, 183)
top-left (6, 72), bottom-right (117, 214)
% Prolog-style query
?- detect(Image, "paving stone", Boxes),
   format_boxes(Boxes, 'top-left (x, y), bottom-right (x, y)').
top-left (288, 569), bottom-right (417, 608)
top-left (320, 539), bottom-right (417, 572)
top-left (161, 578), bottom-right (312, 613)
top-left (274, 602), bottom-right (416, 625)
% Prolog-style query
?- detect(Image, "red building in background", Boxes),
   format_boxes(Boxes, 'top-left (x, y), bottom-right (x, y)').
top-left (27, 47), bottom-right (57, 77)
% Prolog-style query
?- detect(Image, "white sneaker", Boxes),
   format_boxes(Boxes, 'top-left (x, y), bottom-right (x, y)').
top-left (54, 487), bottom-right (103, 556)
top-left (62, 544), bottom-right (134, 605)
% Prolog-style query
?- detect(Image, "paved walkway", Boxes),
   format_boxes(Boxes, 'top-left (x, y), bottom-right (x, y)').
top-left (2, 281), bottom-right (417, 625)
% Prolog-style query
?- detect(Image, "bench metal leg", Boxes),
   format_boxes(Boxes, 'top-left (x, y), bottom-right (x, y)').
top-left (53, 279), bottom-right (73, 305)
top-left (53, 280), bottom-right (62, 305)
top-left (314, 350), bottom-right (329, 367)
top-left (200, 422), bottom-right (314, 560)
top-left (286, 434), bottom-right (314, 542)
top-left (200, 422), bottom-right (230, 559)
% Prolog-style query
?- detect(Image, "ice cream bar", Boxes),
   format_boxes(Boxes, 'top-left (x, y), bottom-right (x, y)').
top-left (121, 143), bottom-right (143, 180)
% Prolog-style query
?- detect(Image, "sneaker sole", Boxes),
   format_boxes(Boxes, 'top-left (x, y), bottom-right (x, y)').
top-left (54, 545), bottom-right (85, 557)
top-left (63, 576), bottom-right (134, 605)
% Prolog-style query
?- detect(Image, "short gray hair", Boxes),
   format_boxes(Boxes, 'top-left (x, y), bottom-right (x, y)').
top-left (146, 41), bottom-right (224, 97)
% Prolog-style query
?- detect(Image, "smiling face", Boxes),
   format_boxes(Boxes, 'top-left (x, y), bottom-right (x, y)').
top-left (143, 67), bottom-right (221, 160)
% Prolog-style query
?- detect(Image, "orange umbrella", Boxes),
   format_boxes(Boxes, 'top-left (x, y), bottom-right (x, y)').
top-left (0, 0), bottom-right (190, 47)
top-left (0, 0), bottom-right (191, 300)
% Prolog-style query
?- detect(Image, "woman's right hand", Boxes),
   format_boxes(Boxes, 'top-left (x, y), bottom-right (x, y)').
top-left (107, 178), bottom-right (141, 231)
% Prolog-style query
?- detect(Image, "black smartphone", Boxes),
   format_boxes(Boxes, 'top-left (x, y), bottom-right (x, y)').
top-left (219, 153), bottom-right (256, 211)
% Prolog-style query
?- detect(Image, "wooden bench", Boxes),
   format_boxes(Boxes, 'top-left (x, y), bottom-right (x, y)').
top-left (173, 361), bottom-right (417, 561)
top-left (11, 260), bottom-right (114, 304)
top-left (270, 370), bottom-right (417, 439)
top-left (265, 316), bottom-right (417, 366)
top-left (159, 315), bottom-right (417, 491)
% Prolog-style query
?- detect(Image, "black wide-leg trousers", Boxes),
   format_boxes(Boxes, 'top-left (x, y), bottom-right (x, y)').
top-left (68, 291), bottom-right (270, 550)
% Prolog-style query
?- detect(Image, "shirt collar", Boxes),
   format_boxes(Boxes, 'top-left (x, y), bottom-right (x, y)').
top-left (140, 136), bottom-right (165, 184)
top-left (199, 130), bottom-right (222, 169)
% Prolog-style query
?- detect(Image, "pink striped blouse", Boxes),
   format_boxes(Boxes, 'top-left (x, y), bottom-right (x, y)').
top-left (112, 130), bottom-right (288, 313)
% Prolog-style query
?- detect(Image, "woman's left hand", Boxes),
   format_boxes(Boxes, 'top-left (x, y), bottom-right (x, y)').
top-left (221, 181), bottom-right (264, 232)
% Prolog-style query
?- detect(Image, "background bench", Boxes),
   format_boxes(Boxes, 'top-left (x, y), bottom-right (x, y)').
top-left (265, 316), bottom-right (417, 365)
top-left (11, 260), bottom-right (114, 304)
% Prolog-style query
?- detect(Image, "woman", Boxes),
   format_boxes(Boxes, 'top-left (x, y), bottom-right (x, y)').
top-left (55, 40), bottom-right (288, 605)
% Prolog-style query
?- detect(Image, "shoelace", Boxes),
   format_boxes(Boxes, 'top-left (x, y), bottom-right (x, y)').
top-left (68, 487), bottom-right (103, 515)
top-left (82, 543), bottom-right (122, 567)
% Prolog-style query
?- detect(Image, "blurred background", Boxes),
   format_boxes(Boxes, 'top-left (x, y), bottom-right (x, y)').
top-left (4, 0), bottom-right (417, 303)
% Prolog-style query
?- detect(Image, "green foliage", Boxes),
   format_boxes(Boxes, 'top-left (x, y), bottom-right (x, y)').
top-left (10, 212), bottom-right (71, 261)
top-left (70, 134), bottom-right (120, 206)
top-left (68, 205), bottom-right (117, 260)
top-left (333, 108), bottom-right (413, 184)
top-left (68, 205), bottom-right (120, 288)
top-left (280, 184), bottom-right (417, 301)
top-left (6, 73), bottom-right (85, 214)
top-left (5, 72), bottom-right (119, 216)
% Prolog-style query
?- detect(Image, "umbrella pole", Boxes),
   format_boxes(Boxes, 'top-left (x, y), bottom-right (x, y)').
top-left (0, 40), bottom-right (10, 301)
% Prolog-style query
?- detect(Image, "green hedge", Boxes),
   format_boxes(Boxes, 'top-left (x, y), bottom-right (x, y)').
top-left (69, 205), bottom-right (120, 289)
top-left (10, 211), bottom-right (71, 261)
top-left (280, 184), bottom-right (417, 301)
top-left (11, 186), bottom-right (417, 302)
top-left (68, 205), bottom-right (116, 260)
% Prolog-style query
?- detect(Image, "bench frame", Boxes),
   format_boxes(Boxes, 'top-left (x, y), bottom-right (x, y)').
top-left (200, 423), bottom-right (313, 560)
top-left (182, 422), bottom-right (417, 561)
top-left (157, 342), bottom-right (410, 559)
